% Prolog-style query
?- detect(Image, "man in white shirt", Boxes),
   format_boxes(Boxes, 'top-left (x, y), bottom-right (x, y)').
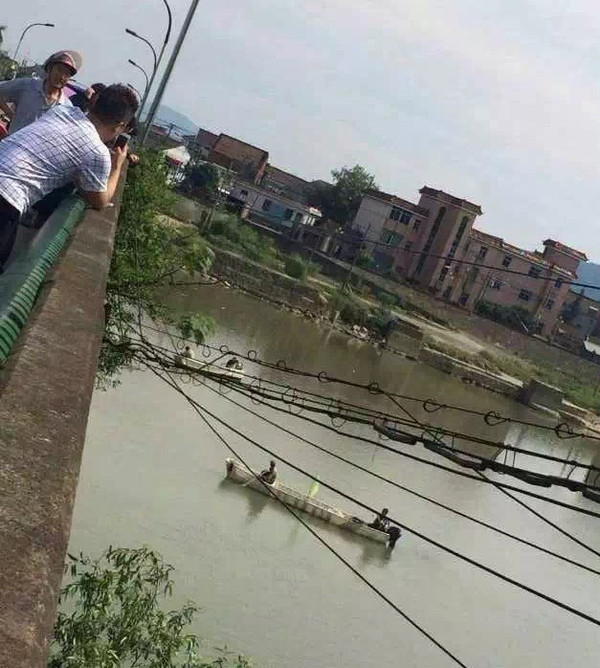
top-left (0, 83), bottom-right (138, 269)
top-left (0, 50), bottom-right (81, 134)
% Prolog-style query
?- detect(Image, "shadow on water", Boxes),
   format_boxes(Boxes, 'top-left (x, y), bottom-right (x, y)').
top-left (217, 478), bottom-right (395, 567)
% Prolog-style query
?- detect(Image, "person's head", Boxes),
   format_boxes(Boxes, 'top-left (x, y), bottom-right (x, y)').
top-left (44, 50), bottom-right (81, 90)
top-left (89, 84), bottom-right (139, 142)
top-left (381, 508), bottom-right (389, 516)
top-left (184, 345), bottom-right (190, 352)
top-left (270, 460), bottom-right (276, 470)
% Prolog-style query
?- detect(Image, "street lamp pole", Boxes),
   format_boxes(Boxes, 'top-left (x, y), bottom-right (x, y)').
top-left (128, 59), bottom-right (150, 102)
top-left (141, 0), bottom-right (200, 144)
top-left (138, 0), bottom-right (172, 123)
top-left (13, 22), bottom-right (54, 62)
top-left (125, 28), bottom-right (158, 117)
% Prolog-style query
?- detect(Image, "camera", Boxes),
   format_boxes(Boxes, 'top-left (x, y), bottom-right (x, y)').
top-left (114, 133), bottom-right (130, 149)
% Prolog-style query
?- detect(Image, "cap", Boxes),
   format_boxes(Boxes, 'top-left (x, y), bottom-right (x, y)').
top-left (44, 50), bottom-right (82, 75)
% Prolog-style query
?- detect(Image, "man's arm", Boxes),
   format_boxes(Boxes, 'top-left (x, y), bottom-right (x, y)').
top-left (80, 146), bottom-right (128, 210)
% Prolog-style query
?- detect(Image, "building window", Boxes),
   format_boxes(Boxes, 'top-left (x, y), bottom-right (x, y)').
top-left (294, 212), bottom-right (303, 223)
top-left (262, 199), bottom-right (272, 212)
top-left (240, 189), bottom-right (248, 200)
top-left (446, 215), bottom-right (470, 263)
top-left (518, 289), bottom-right (532, 302)
top-left (390, 206), bottom-right (412, 224)
top-left (459, 293), bottom-right (469, 306)
top-left (545, 299), bottom-right (555, 310)
top-left (502, 255), bottom-right (512, 268)
top-left (416, 206), bottom-right (446, 274)
top-left (380, 230), bottom-right (402, 246)
top-left (528, 265), bottom-right (541, 278)
top-left (555, 278), bottom-right (563, 288)
top-left (477, 246), bottom-right (488, 261)
top-left (404, 241), bottom-right (413, 251)
top-left (489, 279), bottom-right (503, 290)
top-left (283, 208), bottom-right (294, 220)
top-left (413, 220), bottom-right (421, 231)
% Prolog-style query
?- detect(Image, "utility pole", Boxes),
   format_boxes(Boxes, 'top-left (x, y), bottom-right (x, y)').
top-left (141, 0), bottom-right (201, 144)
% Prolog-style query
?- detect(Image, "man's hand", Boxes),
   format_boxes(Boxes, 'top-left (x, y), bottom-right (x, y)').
top-left (110, 145), bottom-right (128, 171)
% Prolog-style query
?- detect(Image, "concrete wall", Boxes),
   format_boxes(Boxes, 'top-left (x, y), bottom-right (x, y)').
top-left (0, 193), bottom-right (122, 666)
top-left (210, 248), bottom-right (327, 315)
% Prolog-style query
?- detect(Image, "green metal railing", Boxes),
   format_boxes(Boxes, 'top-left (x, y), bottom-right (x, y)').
top-left (0, 196), bottom-right (86, 363)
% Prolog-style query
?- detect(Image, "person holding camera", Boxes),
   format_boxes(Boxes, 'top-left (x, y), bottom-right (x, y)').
top-left (0, 84), bottom-right (139, 270)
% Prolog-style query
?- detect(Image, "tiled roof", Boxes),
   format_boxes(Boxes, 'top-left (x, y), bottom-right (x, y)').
top-left (264, 165), bottom-right (309, 188)
top-left (419, 186), bottom-right (482, 215)
top-left (195, 128), bottom-right (218, 148)
top-left (470, 229), bottom-right (574, 278)
top-left (543, 239), bottom-right (588, 262)
top-left (363, 188), bottom-right (429, 217)
top-left (210, 133), bottom-right (268, 166)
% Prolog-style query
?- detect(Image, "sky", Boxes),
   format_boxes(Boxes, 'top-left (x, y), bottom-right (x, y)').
top-left (5, 0), bottom-right (600, 258)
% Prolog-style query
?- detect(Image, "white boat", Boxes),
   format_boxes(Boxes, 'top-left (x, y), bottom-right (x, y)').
top-left (174, 355), bottom-right (244, 380)
top-left (225, 458), bottom-right (391, 544)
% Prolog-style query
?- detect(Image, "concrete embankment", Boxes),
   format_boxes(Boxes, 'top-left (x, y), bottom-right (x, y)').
top-left (206, 249), bottom-right (600, 433)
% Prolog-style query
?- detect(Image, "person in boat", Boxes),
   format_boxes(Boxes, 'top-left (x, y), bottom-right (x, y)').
top-left (258, 460), bottom-right (277, 485)
top-left (369, 508), bottom-right (390, 532)
top-left (182, 345), bottom-right (195, 359)
top-left (369, 508), bottom-right (401, 549)
top-left (225, 356), bottom-right (243, 371)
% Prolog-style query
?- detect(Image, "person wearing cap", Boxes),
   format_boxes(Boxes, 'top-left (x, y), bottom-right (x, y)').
top-left (0, 84), bottom-right (138, 270)
top-left (0, 50), bottom-right (81, 134)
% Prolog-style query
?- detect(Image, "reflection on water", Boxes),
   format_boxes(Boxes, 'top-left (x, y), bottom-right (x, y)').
top-left (69, 284), bottom-right (600, 668)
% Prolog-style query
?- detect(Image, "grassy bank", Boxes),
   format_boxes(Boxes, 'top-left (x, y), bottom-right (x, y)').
top-left (424, 337), bottom-right (600, 413)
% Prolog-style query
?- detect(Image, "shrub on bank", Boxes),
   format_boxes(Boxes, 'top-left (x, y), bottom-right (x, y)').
top-left (284, 254), bottom-right (310, 281)
top-left (208, 215), bottom-right (280, 268)
top-left (329, 288), bottom-right (370, 326)
top-left (475, 299), bottom-right (538, 333)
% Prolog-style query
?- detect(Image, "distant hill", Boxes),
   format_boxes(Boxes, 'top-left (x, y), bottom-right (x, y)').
top-left (573, 262), bottom-right (600, 300)
top-left (145, 104), bottom-right (198, 136)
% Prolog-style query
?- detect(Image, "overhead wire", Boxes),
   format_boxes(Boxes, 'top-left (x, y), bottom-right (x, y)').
top-left (140, 355), bottom-right (600, 631)
top-left (147, 361), bottom-right (470, 668)
top-left (383, 393), bottom-right (600, 561)
top-left (197, 375), bottom-right (600, 577)
top-left (141, 323), bottom-right (600, 445)
top-left (132, 335), bottom-right (600, 518)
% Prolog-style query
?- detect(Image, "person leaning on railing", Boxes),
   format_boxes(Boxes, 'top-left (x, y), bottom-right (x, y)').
top-left (0, 83), bottom-right (139, 272)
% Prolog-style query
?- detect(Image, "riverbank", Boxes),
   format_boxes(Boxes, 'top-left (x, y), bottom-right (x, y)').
top-left (160, 212), bottom-right (600, 426)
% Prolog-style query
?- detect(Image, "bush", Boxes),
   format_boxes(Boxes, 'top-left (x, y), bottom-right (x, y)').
top-left (356, 252), bottom-right (376, 270)
top-left (284, 254), bottom-right (309, 281)
top-left (475, 300), bottom-right (539, 333)
top-left (329, 288), bottom-right (370, 326)
top-left (377, 291), bottom-right (398, 308)
top-left (208, 216), bottom-right (280, 268)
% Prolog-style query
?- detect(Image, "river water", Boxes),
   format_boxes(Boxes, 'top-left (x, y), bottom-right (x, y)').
top-left (69, 285), bottom-right (600, 667)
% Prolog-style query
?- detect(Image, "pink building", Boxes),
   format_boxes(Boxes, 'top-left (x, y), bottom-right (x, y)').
top-left (353, 187), bottom-right (587, 336)
top-left (446, 233), bottom-right (586, 335)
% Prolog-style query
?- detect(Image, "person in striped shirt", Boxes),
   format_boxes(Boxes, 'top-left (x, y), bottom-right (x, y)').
top-left (0, 84), bottom-right (138, 270)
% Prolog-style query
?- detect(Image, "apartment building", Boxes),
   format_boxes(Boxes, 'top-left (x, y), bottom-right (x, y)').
top-left (352, 188), bottom-right (429, 274)
top-left (353, 187), bottom-right (586, 336)
top-left (353, 186), bottom-right (482, 283)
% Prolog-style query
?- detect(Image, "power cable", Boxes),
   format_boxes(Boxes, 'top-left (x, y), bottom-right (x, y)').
top-left (130, 340), bottom-right (600, 517)
top-left (148, 362), bottom-right (469, 668)
top-left (384, 394), bottom-right (600, 560)
top-left (141, 324), bottom-right (600, 445)
top-left (142, 359), bottom-right (600, 630)
top-left (199, 376), bottom-right (600, 577)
